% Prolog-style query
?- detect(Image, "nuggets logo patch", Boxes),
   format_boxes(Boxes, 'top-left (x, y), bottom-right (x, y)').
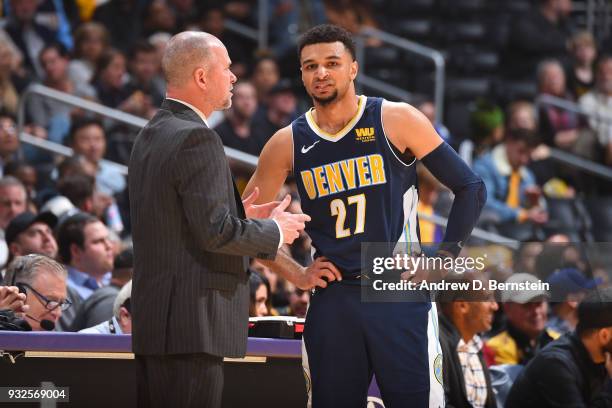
top-left (355, 127), bottom-right (375, 143)
top-left (434, 353), bottom-right (443, 385)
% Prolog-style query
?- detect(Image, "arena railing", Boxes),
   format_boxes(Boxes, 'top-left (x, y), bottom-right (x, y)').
top-left (535, 94), bottom-right (612, 182)
top-left (16, 85), bottom-right (516, 248)
top-left (355, 27), bottom-right (446, 124)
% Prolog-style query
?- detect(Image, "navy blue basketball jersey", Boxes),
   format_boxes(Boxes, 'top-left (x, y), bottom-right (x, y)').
top-left (292, 95), bottom-right (420, 277)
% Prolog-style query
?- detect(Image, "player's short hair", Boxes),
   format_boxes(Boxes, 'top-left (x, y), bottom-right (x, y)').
top-left (298, 24), bottom-right (356, 61)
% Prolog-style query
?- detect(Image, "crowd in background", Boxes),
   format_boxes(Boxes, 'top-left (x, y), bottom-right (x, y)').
top-left (0, 0), bottom-right (611, 406)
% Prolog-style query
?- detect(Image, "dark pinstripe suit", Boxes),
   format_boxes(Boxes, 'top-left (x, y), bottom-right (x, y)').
top-left (129, 99), bottom-right (280, 406)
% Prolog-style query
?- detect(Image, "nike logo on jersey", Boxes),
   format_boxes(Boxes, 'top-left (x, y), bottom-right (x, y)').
top-left (301, 140), bottom-right (320, 154)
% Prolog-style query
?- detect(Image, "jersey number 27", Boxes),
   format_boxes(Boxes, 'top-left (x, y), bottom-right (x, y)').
top-left (330, 193), bottom-right (366, 239)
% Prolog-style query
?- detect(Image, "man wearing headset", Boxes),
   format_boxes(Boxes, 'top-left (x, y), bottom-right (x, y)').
top-left (3, 254), bottom-right (71, 331)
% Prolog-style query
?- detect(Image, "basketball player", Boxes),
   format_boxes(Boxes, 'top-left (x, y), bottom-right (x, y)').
top-left (244, 24), bottom-right (486, 407)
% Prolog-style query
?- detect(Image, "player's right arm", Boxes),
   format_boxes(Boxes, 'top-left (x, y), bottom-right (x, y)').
top-left (243, 126), bottom-right (293, 204)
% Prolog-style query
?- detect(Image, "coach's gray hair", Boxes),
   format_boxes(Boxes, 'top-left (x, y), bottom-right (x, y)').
top-left (4, 254), bottom-right (67, 286)
top-left (161, 31), bottom-right (223, 87)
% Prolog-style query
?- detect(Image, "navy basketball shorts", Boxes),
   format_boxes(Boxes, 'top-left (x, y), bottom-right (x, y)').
top-left (302, 281), bottom-right (444, 408)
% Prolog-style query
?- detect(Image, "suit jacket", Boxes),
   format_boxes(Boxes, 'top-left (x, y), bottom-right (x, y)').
top-left (129, 99), bottom-right (280, 357)
top-left (438, 314), bottom-right (496, 408)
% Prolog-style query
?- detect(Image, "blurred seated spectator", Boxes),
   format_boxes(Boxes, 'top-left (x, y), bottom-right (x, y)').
top-left (0, 112), bottom-right (19, 176)
top-left (92, 0), bottom-right (145, 53)
top-left (579, 55), bottom-right (612, 166)
top-left (26, 43), bottom-right (95, 145)
top-left (506, 101), bottom-right (538, 132)
top-left (215, 81), bottom-right (261, 156)
top-left (502, 0), bottom-right (573, 80)
top-left (284, 282), bottom-right (309, 318)
top-left (537, 59), bottom-right (583, 150)
top-left (0, 177), bottom-right (28, 267)
top-left (4, 0), bottom-right (59, 79)
top-left (222, 1), bottom-right (253, 24)
top-left (200, 7), bottom-right (252, 80)
top-left (167, 0), bottom-right (200, 32)
top-left (68, 22), bottom-right (110, 86)
top-left (4, 161), bottom-right (38, 205)
top-left (251, 56), bottom-right (280, 106)
top-left (73, 248), bottom-right (132, 331)
top-left (474, 129), bottom-right (548, 241)
top-left (417, 100), bottom-right (453, 145)
top-left (267, 0), bottom-right (327, 63)
top-left (323, 0), bottom-right (381, 47)
top-left (68, 118), bottom-right (126, 197)
top-left (506, 288), bottom-right (612, 407)
top-left (533, 239), bottom-right (577, 281)
top-left (57, 173), bottom-right (97, 214)
top-left (567, 31), bottom-right (597, 98)
top-left (249, 271), bottom-right (271, 317)
top-left (56, 212), bottom-right (114, 330)
top-left (57, 172), bottom-right (120, 234)
top-left (92, 49), bottom-right (154, 119)
top-left (80, 279), bottom-right (132, 334)
top-left (4, 254), bottom-right (71, 331)
top-left (547, 267), bottom-right (602, 334)
top-left (514, 242), bottom-right (544, 276)
top-left (251, 79), bottom-right (298, 149)
top-left (5, 211), bottom-right (58, 263)
top-left (143, 1), bottom-right (176, 38)
top-left (437, 271), bottom-right (498, 408)
top-left (125, 41), bottom-right (165, 110)
top-left (251, 259), bottom-right (290, 312)
top-left (0, 176), bottom-right (28, 231)
top-left (459, 100), bottom-right (504, 166)
top-left (58, 154), bottom-right (97, 179)
top-left (0, 37), bottom-right (30, 116)
top-left (487, 273), bottom-right (560, 365)
top-left (148, 32), bottom-right (172, 72)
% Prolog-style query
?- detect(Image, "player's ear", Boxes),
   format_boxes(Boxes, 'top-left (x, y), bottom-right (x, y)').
top-left (350, 60), bottom-right (358, 81)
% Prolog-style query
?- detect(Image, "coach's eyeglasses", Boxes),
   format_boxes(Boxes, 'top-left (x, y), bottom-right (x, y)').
top-left (17, 283), bottom-right (72, 311)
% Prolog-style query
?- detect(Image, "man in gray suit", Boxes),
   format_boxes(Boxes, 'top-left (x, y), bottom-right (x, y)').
top-left (129, 31), bottom-right (339, 408)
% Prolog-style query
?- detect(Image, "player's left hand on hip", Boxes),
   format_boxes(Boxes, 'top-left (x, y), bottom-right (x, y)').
top-left (242, 187), bottom-right (281, 219)
top-left (298, 257), bottom-right (343, 290)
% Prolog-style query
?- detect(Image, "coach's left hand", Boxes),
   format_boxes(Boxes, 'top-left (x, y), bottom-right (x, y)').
top-left (242, 187), bottom-right (281, 219)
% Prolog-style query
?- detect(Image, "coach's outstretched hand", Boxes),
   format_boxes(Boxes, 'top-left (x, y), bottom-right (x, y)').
top-left (271, 195), bottom-right (311, 245)
top-left (242, 187), bottom-right (280, 219)
top-left (295, 257), bottom-right (343, 290)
